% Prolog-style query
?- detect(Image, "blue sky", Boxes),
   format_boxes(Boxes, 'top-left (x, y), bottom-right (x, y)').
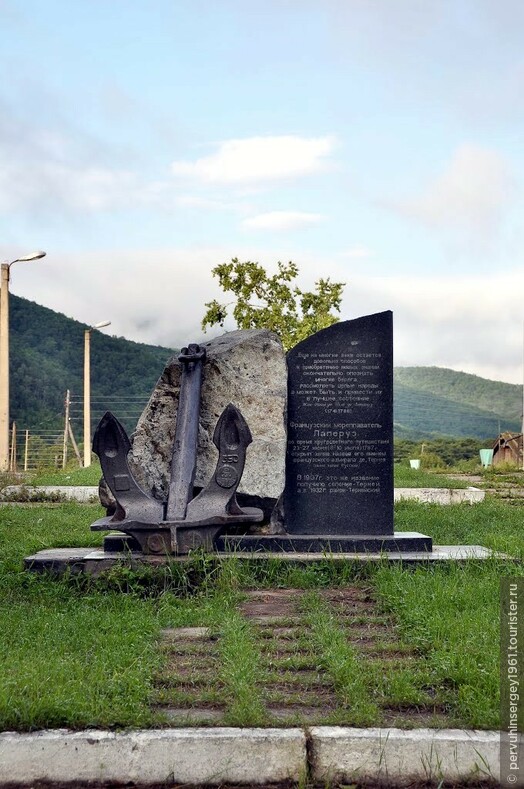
top-left (1, 0), bottom-right (523, 382)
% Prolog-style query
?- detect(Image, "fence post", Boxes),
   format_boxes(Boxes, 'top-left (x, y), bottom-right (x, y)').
top-left (68, 422), bottom-right (83, 467)
top-left (9, 422), bottom-right (16, 472)
top-left (62, 390), bottom-right (70, 469)
top-left (24, 429), bottom-right (29, 472)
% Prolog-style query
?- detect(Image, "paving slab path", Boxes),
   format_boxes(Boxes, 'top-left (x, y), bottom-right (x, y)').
top-left (154, 585), bottom-right (453, 729)
top-left (0, 588), bottom-right (499, 788)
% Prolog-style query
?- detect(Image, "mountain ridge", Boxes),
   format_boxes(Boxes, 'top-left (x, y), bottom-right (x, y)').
top-left (393, 366), bottom-right (521, 439)
top-left (8, 294), bottom-right (522, 440)
top-left (10, 294), bottom-right (174, 432)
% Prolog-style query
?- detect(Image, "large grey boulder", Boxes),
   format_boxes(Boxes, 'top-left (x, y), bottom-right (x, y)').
top-left (128, 329), bottom-right (287, 505)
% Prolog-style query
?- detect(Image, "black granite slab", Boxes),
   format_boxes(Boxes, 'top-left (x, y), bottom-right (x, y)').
top-left (283, 311), bottom-right (393, 536)
top-left (217, 531), bottom-right (432, 553)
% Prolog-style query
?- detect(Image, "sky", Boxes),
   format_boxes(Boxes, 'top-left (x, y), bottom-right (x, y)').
top-left (1, 0), bottom-right (523, 384)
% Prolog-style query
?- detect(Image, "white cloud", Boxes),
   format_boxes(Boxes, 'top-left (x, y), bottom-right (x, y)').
top-left (0, 118), bottom-right (334, 219)
top-left (171, 135), bottom-right (336, 184)
top-left (242, 210), bottom-right (324, 231)
top-left (344, 269), bottom-right (524, 384)
top-left (389, 144), bottom-right (515, 250)
top-left (339, 245), bottom-right (373, 259)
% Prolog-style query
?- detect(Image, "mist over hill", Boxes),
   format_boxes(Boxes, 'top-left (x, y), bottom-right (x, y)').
top-left (8, 295), bottom-right (522, 441)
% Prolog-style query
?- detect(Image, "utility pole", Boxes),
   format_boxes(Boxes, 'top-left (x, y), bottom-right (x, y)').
top-left (0, 251), bottom-right (46, 471)
top-left (0, 263), bottom-right (9, 471)
top-left (83, 321), bottom-right (111, 467)
top-left (63, 389), bottom-right (70, 470)
top-left (83, 330), bottom-right (91, 468)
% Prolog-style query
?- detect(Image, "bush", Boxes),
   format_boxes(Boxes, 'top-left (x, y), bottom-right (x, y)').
top-left (450, 458), bottom-right (481, 473)
top-left (420, 451), bottom-right (445, 470)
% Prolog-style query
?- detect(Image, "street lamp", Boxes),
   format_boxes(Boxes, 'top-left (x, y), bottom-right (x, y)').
top-left (0, 251), bottom-right (46, 472)
top-left (83, 320), bottom-right (111, 468)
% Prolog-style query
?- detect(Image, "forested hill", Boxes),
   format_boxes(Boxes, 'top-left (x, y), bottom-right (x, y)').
top-left (8, 295), bottom-right (522, 440)
top-left (394, 366), bottom-right (521, 439)
top-left (10, 294), bottom-right (174, 430)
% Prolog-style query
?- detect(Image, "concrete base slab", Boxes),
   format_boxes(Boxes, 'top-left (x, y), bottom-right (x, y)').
top-left (23, 544), bottom-right (507, 575)
top-left (309, 726), bottom-right (500, 784)
top-left (1, 485), bottom-right (99, 503)
top-left (395, 486), bottom-right (485, 504)
top-left (1, 484), bottom-right (485, 505)
top-left (0, 727), bottom-right (306, 785)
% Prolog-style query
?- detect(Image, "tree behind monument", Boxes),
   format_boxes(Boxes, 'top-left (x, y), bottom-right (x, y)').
top-left (201, 258), bottom-right (345, 351)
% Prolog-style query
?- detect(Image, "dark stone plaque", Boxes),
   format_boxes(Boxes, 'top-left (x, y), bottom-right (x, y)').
top-left (283, 311), bottom-right (393, 536)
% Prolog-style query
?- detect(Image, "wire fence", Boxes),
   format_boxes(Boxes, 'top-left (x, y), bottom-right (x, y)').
top-left (8, 393), bottom-right (149, 472)
top-left (11, 428), bottom-right (65, 472)
top-left (68, 394), bottom-right (149, 439)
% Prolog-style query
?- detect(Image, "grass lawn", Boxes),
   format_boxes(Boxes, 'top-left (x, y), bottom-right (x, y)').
top-left (29, 462), bottom-right (103, 486)
top-left (394, 464), bottom-right (468, 488)
top-left (0, 498), bottom-right (522, 731)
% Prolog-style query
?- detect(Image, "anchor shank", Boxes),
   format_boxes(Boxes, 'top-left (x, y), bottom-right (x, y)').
top-left (166, 343), bottom-right (206, 520)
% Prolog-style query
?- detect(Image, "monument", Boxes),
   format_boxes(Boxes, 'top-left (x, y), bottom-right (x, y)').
top-left (25, 311), bottom-right (437, 571)
top-left (220, 312), bottom-right (431, 553)
top-left (285, 311), bottom-right (394, 534)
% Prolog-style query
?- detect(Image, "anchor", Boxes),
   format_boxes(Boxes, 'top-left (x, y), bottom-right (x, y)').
top-left (90, 343), bottom-right (263, 554)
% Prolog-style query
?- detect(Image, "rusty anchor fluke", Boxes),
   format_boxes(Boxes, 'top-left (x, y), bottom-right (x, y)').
top-left (90, 342), bottom-right (263, 554)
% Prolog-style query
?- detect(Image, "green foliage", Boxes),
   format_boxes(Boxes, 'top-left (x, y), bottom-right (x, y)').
top-left (395, 382), bottom-right (517, 439)
top-left (13, 291), bottom-right (522, 443)
top-left (202, 258), bottom-right (345, 350)
top-left (394, 436), bottom-right (487, 467)
top-left (418, 450), bottom-right (444, 470)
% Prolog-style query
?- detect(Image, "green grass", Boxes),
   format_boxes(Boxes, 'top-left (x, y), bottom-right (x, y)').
top-left (0, 503), bottom-right (157, 729)
top-left (218, 608), bottom-right (266, 725)
top-left (395, 498), bottom-right (524, 557)
top-left (30, 462), bottom-right (102, 486)
top-left (480, 467), bottom-right (524, 489)
top-left (0, 498), bottom-right (522, 730)
top-left (394, 464), bottom-right (467, 488)
top-left (0, 463), bottom-right (103, 490)
top-left (0, 578), bottom-right (161, 729)
top-left (301, 591), bottom-right (379, 725)
top-left (0, 503), bottom-right (104, 571)
top-left (373, 560), bottom-right (517, 729)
